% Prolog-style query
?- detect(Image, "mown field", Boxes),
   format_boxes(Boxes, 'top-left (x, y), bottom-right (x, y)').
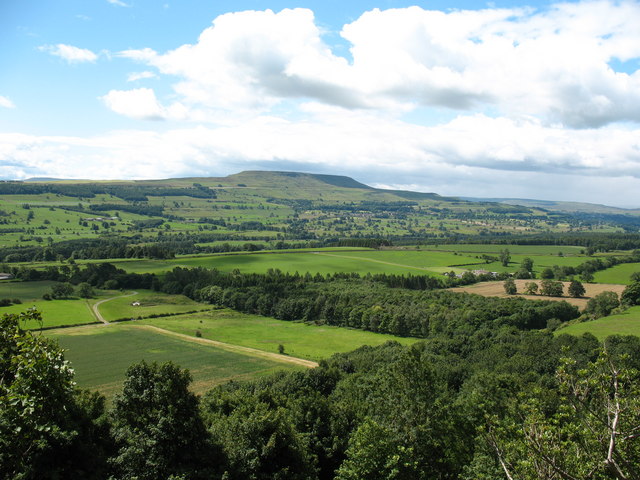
top-left (47, 323), bottom-right (304, 398)
top-left (593, 262), bottom-right (640, 285)
top-left (97, 290), bottom-right (207, 321)
top-left (557, 306), bottom-right (640, 340)
top-left (450, 280), bottom-right (626, 309)
top-left (140, 308), bottom-right (419, 361)
top-left (99, 247), bottom-right (612, 278)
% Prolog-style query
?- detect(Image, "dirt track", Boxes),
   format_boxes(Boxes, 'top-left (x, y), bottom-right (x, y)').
top-left (449, 280), bottom-right (626, 309)
top-left (90, 291), bottom-right (139, 324)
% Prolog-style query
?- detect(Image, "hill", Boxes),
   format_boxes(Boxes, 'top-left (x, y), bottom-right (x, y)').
top-left (461, 196), bottom-right (640, 215)
top-left (1, 170), bottom-right (639, 263)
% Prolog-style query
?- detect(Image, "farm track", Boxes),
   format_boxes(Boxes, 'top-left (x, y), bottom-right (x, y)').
top-left (91, 291), bottom-right (139, 324)
top-left (48, 322), bottom-right (319, 369)
top-left (128, 324), bottom-right (319, 368)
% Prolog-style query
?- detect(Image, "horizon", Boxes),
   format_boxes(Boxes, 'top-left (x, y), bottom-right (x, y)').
top-left (2, 0), bottom-right (640, 208)
top-left (9, 168), bottom-right (640, 210)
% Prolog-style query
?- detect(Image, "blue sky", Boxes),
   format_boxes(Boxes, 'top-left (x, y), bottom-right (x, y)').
top-left (1, 0), bottom-right (640, 207)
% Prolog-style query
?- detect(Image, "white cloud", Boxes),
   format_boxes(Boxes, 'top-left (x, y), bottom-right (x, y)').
top-left (40, 44), bottom-right (98, 63)
top-left (0, 96), bottom-right (15, 109)
top-left (127, 71), bottom-right (157, 82)
top-left (117, 2), bottom-right (640, 127)
top-left (2, 110), bottom-right (640, 205)
top-left (107, 0), bottom-right (130, 7)
top-left (101, 88), bottom-right (167, 120)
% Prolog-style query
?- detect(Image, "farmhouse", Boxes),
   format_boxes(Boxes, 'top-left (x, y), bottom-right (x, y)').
top-left (0, 272), bottom-right (14, 280)
top-left (131, 301), bottom-right (141, 306)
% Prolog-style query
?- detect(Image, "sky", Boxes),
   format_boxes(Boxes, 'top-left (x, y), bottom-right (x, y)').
top-left (1, 0), bottom-right (640, 207)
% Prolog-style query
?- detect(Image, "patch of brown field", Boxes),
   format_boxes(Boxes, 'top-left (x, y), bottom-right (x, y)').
top-left (449, 280), bottom-right (626, 310)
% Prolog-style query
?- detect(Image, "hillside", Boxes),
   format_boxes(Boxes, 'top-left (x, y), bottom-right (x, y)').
top-left (1, 170), bottom-right (639, 262)
top-left (462, 196), bottom-right (640, 215)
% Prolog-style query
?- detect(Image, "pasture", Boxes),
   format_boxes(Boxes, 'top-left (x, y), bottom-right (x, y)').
top-left (97, 290), bottom-right (206, 321)
top-left (3, 299), bottom-right (97, 328)
top-left (0, 280), bottom-right (58, 301)
top-left (593, 262), bottom-right (640, 285)
top-left (47, 323), bottom-right (304, 398)
top-left (140, 308), bottom-right (420, 361)
top-left (556, 306), bottom-right (640, 340)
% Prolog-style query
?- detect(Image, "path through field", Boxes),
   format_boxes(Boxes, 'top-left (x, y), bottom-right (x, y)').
top-left (91, 291), bottom-right (138, 324)
top-left (133, 324), bottom-right (319, 368)
top-left (312, 251), bottom-right (436, 273)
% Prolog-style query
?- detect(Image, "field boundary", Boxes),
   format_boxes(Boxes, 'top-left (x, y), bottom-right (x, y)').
top-left (128, 324), bottom-right (319, 368)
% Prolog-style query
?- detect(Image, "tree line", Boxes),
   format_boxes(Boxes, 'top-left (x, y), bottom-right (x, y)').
top-left (4, 305), bottom-right (640, 480)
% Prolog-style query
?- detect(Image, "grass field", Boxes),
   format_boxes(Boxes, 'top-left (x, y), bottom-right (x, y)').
top-left (140, 308), bottom-right (419, 361)
top-left (47, 323), bottom-right (304, 398)
top-left (2, 299), bottom-right (98, 327)
top-left (97, 290), bottom-right (206, 321)
top-left (424, 244), bottom-right (586, 255)
top-left (0, 280), bottom-right (58, 301)
top-left (556, 306), bottom-right (640, 340)
top-left (593, 263), bottom-right (640, 285)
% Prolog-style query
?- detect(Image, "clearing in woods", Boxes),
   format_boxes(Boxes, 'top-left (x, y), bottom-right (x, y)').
top-left (449, 280), bottom-right (626, 309)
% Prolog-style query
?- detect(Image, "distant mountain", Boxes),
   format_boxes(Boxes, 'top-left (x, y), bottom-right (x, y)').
top-left (460, 197), bottom-right (640, 216)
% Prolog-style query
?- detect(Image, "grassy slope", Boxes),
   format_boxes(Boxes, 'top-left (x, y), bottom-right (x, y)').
top-left (97, 290), bottom-right (205, 321)
top-left (557, 306), bottom-right (640, 340)
top-left (47, 324), bottom-right (304, 398)
top-left (140, 308), bottom-right (419, 361)
top-left (593, 263), bottom-right (640, 285)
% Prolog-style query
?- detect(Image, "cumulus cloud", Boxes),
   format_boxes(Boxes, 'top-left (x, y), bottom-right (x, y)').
top-left (40, 44), bottom-right (98, 63)
top-left (2, 110), bottom-right (640, 205)
top-left (116, 2), bottom-right (640, 127)
top-left (107, 0), bottom-right (130, 7)
top-left (0, 96), bottom-right (15, 109)
top-left (100, 88), bottom-right (188, 121)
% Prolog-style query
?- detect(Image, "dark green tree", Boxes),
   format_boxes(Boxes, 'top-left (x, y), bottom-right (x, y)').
top-left (109, 361), bottom-right (221, 480)
top-left (0, 310), bottom-right (110, 480)
top-left (503, 278), bottom-right (517, 295)
top-left (568, 279), bottom-right (586, 298)
top-left (488, 351), bottom-right (640, 480)
top-left (521, 257), bottom-right (534, 272)
top-left (540, 279), bottom-right (563, 297)
top-left (499, 249), bottom-right (511, 267)
top-left (50, 282), bottom-right (74, 299)
top-left (335, 418), bottom-right (417, 480)
top-left (77, 282), bottom-right (94, 298)
top-left (621, 282), bottom-right (640, 306)
top-left (585, 291), bottom-right (620, 319)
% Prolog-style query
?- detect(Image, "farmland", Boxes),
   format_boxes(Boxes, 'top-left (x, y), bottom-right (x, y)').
top-left (46, 323), bottom-right (306, 398)
top-left (557, 306), bottom-right (640, 340)
top-left (3, 172), bottom-right (640, 400)
top-left (139, 308), bottom-right (419, 361)
top-left (450, 279), bottom-right (626, 309)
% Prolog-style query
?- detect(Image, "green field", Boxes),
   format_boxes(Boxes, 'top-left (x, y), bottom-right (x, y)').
top-left (3, 300), bottom-right (97, 328)
top-left (140, 309), bottom-right (419, 361)
top-left (557, 306), bottom-right (640, 340)
top-left (425, 244), bottom-right (586, 255)
top-left (593, 263), bottom-right (640, 285)
top-left (0, 280), bottom-right (58, 301)
top-left (97, 290), bottom-right (207, 321)
top-left (47, 324), bottom-right (304, 398)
